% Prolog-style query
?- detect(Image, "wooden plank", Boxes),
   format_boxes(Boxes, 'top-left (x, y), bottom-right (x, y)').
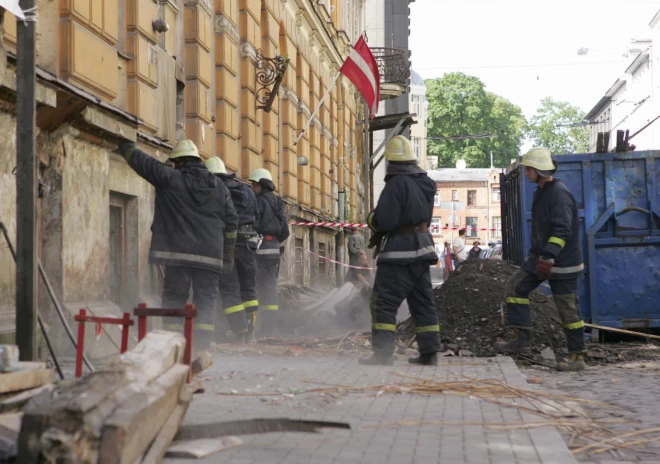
top-left (0, 385), bottom-right (54, 414)
top-left (191, 351), bottom-right (213, 378)
top-left (165, 437), bottom-right (243, 458)
top-left (99, 364), bottom-right (189, 464)
top-left (585, 323), bottom-right (660, 341)
top-left (0, 413), bottom-right (22, 441)
top-left (17, 331), bottom-right (186, 464)
top-left (139, 388), bottom-right (193, 464)
top-left (0, 363), bottom-right (53, 395)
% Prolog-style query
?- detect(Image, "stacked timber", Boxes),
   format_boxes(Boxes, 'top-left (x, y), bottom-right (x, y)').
top-left (17, 331), bottom-right (194, 464)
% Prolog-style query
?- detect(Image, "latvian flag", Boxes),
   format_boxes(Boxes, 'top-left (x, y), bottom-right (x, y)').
top-left (340, 36), bottom-right (381, 118)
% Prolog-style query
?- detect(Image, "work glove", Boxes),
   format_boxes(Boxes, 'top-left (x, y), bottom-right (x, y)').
top-left (535, 257), bottom-right (554, 281)
top-left (367, 231), bottom-right (387, 258)
top-left (115, 139), bottom-right (136, 160)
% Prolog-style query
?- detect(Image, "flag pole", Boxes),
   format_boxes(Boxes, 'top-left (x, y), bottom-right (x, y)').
top-left (294, 71), bottom-right (342, 146)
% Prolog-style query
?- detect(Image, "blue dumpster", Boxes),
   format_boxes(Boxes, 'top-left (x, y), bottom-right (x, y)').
top-left (501, 150), bottom-right (660, 328)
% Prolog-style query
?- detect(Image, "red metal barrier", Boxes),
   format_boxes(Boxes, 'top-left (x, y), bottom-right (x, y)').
top-left (133, 303), bottom-right (198, 382)
top-left (74, 309), bottom-right (134, 378)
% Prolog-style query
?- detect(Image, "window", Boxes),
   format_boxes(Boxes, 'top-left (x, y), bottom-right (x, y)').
top-left (492, 216), bottom-right (502, 237)
top-left (466, 217), bottom-right (478, 238)
top-left (412, 94), bottom-right (421, 115)
top-left (434, 193), bottom-right (440, 206)
top-left (431, 217), bottom-right (441, 233)
top-left (317, 242), bottom-right (327, 283)
top-left (492, 187), bottom-right (501, 202)
top-left (452, 190), bottom-right (458, 201)
top-left (467, 190), bottom-right (477, 206)
top-left (413, 137), bottom-right (421, 160)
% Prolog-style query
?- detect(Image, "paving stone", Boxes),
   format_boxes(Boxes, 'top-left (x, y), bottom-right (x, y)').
top-left (166, 354), bottom-right (577, 463)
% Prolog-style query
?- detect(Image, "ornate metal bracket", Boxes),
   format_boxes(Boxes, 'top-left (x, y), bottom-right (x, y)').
top-left (255, 49), bottom-right (290, 113)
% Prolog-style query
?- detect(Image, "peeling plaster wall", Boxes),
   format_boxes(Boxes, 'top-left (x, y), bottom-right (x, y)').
top-left (0, 112), bottom-right (17, 339)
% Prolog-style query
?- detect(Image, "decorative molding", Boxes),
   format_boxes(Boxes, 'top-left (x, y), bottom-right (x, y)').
top-left (309, 31), bottom-right (318, 49)
top-left (184, 0), bottom-right (212, 16)
top-left (331, 137), bottom-right (339, 148)
top-left (215, 14), bottom-right (240, 44)
top-left (295, 9), bottom-right (304, 28)
top-left (239, 40), bottom-right (257, 63)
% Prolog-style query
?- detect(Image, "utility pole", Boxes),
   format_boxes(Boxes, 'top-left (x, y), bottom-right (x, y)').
top-left (15, 0), bottom-right (38, 361)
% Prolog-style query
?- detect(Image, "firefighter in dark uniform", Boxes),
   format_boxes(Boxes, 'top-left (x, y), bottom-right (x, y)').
top-left (359, 136), bottom-right (441, 366)
top-left (249, 168), bottom-right (290, 337)
top-left (205, 157), bottom-right (260, 344)
top-left (117, 140), bottom-right (238, 351)
top-left (495, 147), bottom-right (586, 371)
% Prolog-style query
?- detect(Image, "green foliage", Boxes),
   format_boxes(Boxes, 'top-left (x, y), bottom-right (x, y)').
top-left (526, 97), bottom-right (589, 154)
top-left (425, 73), bottom-right (526, 168)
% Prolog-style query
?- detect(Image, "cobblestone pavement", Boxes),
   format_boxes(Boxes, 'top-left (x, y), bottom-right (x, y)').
top-left (166, 352), bottom-right (577, 464)
top-left (520, 362), bottom-right (660, 464)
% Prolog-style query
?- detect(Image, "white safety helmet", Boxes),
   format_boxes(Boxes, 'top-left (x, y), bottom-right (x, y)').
top-left (169, 139), bottom-right (201, 161)
top-left (248, 168), bottom-right (273, 183)
top-left (205, 156), bottom-right (227, 174)
top-left (521, 147), bottom-right (557, 176)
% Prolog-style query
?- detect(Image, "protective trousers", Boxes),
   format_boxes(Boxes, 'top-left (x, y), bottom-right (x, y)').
top-left (370, 263), bottom-right (440, 355)
top-left (217, 245), bottom-right (258, 338)
top-left (256, 256), bottom-right (280, 336)
top-left (162, 266), bottom-right (219, 351)
top-left (505, 270), bottom-right (585, 353)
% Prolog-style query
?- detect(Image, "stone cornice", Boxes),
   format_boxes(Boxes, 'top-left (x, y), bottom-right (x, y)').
top-left (215, 14), bottom-right (240, 44)
top-left (239, 40), bottom-right (257, 63)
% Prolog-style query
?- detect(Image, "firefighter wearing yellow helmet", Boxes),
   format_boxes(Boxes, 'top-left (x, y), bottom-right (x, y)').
top-left (116, 140), bottom-right (238, 350)
top-left (360, 135), bottom-right (440, 366)
top-left (495, 147), bottom-right (586, 371)
top-left (205, 157), bottom-right (260, 344)
top-left (249, 167), bottom-right (289, 337)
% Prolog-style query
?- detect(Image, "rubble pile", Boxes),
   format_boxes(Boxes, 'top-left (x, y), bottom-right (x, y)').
top-left (399, 260), bottom-right (568, 357)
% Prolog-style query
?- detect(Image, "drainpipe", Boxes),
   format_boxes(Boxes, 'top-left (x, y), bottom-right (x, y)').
top-left (16, 0), bottom-right (38, 360)
top-left (336, 86), bottom-right (345, 287)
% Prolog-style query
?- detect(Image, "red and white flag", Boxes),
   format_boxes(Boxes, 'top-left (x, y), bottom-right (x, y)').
top-left (340, 36), bottom-right (380, 118)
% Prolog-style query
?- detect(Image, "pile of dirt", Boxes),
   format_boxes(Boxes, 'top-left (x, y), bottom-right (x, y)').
top-left (398, 259), bottom-right (568, 357)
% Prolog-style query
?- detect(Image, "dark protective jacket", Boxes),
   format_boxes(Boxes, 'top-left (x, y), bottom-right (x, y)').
top-left (254, 188), bottom-right (290, 260)
top-left (468, 247), bottom-right (482, 259)
top-left (217, 173), bottom-right (257, 227)
top-left (124, 147), bottom-right (238, 272)
top-left (523, 178), bottom-right (584, 280)
top-left (367, 163), bottom-right (438, 265)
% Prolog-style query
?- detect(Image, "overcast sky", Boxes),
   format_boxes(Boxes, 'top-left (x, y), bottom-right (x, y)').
top-left (409, 0), bottom-right (660, 120)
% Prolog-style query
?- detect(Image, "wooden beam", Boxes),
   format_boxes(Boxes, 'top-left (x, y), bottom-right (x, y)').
top-left (0, 363), bottom-right (53, 395)
top-left (139, 388), bottom-right (194, 464)
top-left (99, 364), bottom-right (189, 464)
top-left (17, 332), bottom-right (186, 463)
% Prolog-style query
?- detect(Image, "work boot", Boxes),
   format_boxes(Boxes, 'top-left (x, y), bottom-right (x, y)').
top-left (246, 312), bottom-right (257, 344)
top-left (557, 353), bottom-right (586, 371)
top-left (408, 352), bottom-right (438, 366)
top-left (232, 333), bottom-right (247, 345)
top-left (494, 329), bottom-right (531, 354)
top-left (245, 333), bottom-right (257, 345)
top-left (358, 353), bottom-right (394, 366)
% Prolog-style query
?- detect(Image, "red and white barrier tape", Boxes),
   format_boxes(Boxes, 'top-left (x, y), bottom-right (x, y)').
top-left (432, 227), bottom-right (498, 232)
top-left (305, 249), bottom-right (376, 270)
top-left (289, 221), bottom-right (368, 228)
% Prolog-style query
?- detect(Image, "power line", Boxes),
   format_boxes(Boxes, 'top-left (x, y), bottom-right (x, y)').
top-left (416, 61), bottom-right (623, 71)
top-left (427, 134), bottom-right (497, 141)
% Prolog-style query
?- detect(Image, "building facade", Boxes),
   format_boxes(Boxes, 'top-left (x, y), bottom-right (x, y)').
top-left (409, 69), bottom-right (429, 168)
top-left (367, 0), bottom-right (413, 204)
top-left (427, 168), bottom-right (503, 252)
top-left (585, 39), bottom-right (654, 152)
top-left (0, 1), bottom-right (368, 351)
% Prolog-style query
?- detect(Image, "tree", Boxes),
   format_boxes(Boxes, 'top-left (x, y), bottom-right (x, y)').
top-left (425, 73), bottom-right (526, 168)
top-left (526, 97), bottom-right (589, 154)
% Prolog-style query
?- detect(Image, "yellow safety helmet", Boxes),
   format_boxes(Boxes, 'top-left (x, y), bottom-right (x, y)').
top-left (169, 139), bottom-right (201, 161)
top-left (205, 156), bottom-right (227, 174)
top-left (248, 168), bottom-right (273, 183)
top-left (384, 135), bottom-right (416, 162)
top-left (521, 147), bottom-right (557, 175)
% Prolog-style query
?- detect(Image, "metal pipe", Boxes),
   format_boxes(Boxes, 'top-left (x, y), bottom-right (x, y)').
top-left (16, 0), bottom-right (38, 361)
top-left (1, 222), bottom-right (64, 379)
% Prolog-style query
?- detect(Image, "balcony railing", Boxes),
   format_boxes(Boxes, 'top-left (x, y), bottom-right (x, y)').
top-left (371, 47), bottom-right (410, 85)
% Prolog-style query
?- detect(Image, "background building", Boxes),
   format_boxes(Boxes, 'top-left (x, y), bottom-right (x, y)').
top-left (0, 1), bottom-right (367, 351)
top-left (409, 70), bottom-right (429, 168)
top-left (427, 167), bottom-right (503, 252)
top-left (366, 0), bottom-right (414, 204)
top-left (585, 39), bottom-right (654, 152)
